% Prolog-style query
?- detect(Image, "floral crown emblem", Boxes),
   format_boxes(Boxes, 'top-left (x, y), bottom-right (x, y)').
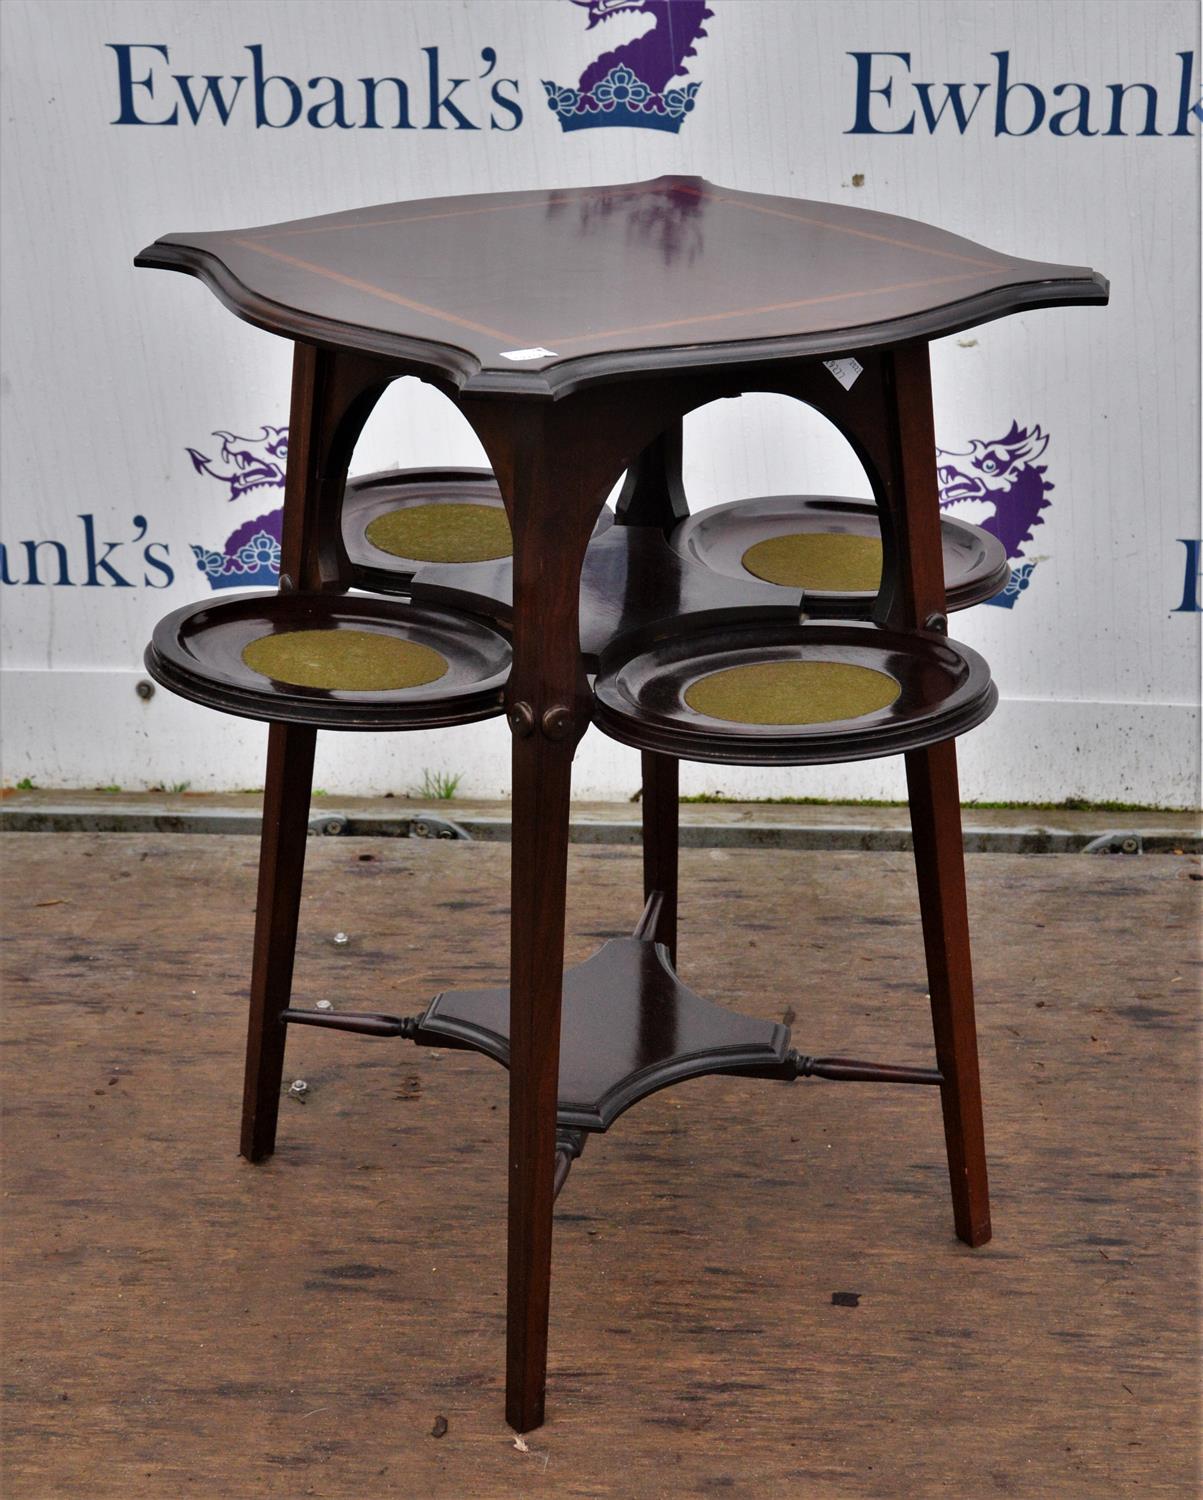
top-left (543, 0), bottom-right (711, 134)
top-left (542, 65), bottom-right (700, 134)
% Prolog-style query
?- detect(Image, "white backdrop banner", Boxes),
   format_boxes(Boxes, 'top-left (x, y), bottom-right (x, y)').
top-left (1, 0), bottom-right (1199, 805)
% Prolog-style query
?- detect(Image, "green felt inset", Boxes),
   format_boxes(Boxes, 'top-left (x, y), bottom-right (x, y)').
top-left (364, 503), bottom-right (512, 563)
top-left (242, 629), bottom-right (448, 692)
top-left (741, 532), bottom-right (883, 592)
top-left (684, 659), bottom-right (900, 726)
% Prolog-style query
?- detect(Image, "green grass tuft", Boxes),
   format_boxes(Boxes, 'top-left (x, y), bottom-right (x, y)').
top-left (416, 769), bottom-right (463, 801)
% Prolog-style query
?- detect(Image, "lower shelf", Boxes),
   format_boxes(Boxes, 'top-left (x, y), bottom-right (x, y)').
top-left (282, 898), bottom-right (944, 1148)
top-left (421, 929), bottom-right (791, 1133)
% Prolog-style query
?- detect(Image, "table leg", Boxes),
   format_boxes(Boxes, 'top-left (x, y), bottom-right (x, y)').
top-left (640, 750), bottom-right (679, 964)
top-left (786, 346), bottom-right (993, 1247)
top-left (906, 739), bottom-right (991, 1247)
top-left (876, 345), bottom-right (991, 1246)
top-left (238, 341), bottom-right (392, 1162)
top-left (613, 420), bottom-right (688, 530)
top-left (506, 728), bottom-right (575, 1431)
top-left (240, 722), bottom-right (316, 1161)
top-left (463, 387), bottom-right (681, 1432)
top-left (616, 425), bottom-right (686, 966)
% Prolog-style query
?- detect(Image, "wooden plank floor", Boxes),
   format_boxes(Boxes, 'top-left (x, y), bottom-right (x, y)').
top-left (2, 834), bottom-right (1197, 1498)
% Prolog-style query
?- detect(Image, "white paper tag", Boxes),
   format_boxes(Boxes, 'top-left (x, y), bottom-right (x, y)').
top-left (499, 346), bottom-right (558, 362)
top-left (823, 357), bottom-right (863, 390)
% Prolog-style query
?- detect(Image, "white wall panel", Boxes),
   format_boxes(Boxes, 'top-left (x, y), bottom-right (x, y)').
top-left (1, 0), bottom-right (1199, 804)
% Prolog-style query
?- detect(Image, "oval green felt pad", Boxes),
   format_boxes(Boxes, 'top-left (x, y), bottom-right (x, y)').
top-left (365, 503), bottom-right (513, 564)
top-left (741, 532), bottom-right (883, 593)
top-left (242, 629), bottom-right (449, 692)
top-left (684, 659), bottom-right (901, 726)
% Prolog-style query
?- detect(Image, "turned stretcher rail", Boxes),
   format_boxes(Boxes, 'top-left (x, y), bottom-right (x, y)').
top-left (280, 1008), bottom-right (422, 1039)
top-left (280, 1007), bottom-right (941, 1086)
top-left (786, 1052), bottom-right (943, 1085)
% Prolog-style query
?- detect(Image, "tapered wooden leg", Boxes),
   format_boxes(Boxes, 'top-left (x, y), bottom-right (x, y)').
top-left (461, 385), bottom-right (674, 1432)
top-left (236, 341), bottom-right (392, 1161)
top-left (906, 739), bottom-right (991, 1247)
top-left (505, 732), bottom-right (574, 1432)
top-left (240, 722), bottom-right (317, 1163)
top-left (640, 750), bottom-right (679, 965)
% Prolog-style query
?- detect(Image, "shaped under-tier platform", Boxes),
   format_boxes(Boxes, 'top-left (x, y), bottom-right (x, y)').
top-left (282, 899), bottom-right (944, 1166)
top-left (421, 930), bottom-right (788, 1133)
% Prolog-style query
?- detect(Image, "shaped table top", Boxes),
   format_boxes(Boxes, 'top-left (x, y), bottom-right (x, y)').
top-left (136, 175), bottom-right (1107, 399)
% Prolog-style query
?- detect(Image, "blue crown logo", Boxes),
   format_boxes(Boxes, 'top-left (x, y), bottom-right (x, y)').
top-left (542, 66), bottom-right (700, 135)
top-left (985, 559), bottom-right (1038, 610)
top-left (191, 516), bottom-right (282, 590)
top-left (543, 0), bottom-right (711, 135)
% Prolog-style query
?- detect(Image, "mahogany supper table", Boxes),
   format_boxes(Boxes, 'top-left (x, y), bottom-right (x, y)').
top-left (136, 177), bottom-right (1107, 1432)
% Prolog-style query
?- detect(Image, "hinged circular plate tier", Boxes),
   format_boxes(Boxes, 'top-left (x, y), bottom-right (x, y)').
top-left (593, 620), bottom-right (996, 765)
top-left (342, 467), bottom-right (509, 593)
top-left (146, 592), bottom-right (511, 730)
top-left (671, 496), bottom-right (1009, 614)
top-left (342, 467), bottom-right (614, 595)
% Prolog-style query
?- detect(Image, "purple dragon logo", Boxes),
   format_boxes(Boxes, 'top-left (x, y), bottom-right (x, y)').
top-left (187, 425), bottom-right (287, 589)
top-left (938, 422), bottom-right (1052, 609)
top-left (187, 426), bottom-right (288, 501)
top-left (543, 0), bottom-right (713, 133)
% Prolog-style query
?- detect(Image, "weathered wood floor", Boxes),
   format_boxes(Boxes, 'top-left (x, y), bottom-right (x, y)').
top-left (2, 833), bottom-right (1197, 1498)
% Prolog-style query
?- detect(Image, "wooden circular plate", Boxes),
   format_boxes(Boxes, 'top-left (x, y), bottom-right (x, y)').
top-left (592, 620), bottom-right (996, 765)
top-left (342, 467), bottom-right (612, 593)
top-left (670, 495), bottom-right (1009, 614)
top-left (146, 591), bottom-right (511, 730)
